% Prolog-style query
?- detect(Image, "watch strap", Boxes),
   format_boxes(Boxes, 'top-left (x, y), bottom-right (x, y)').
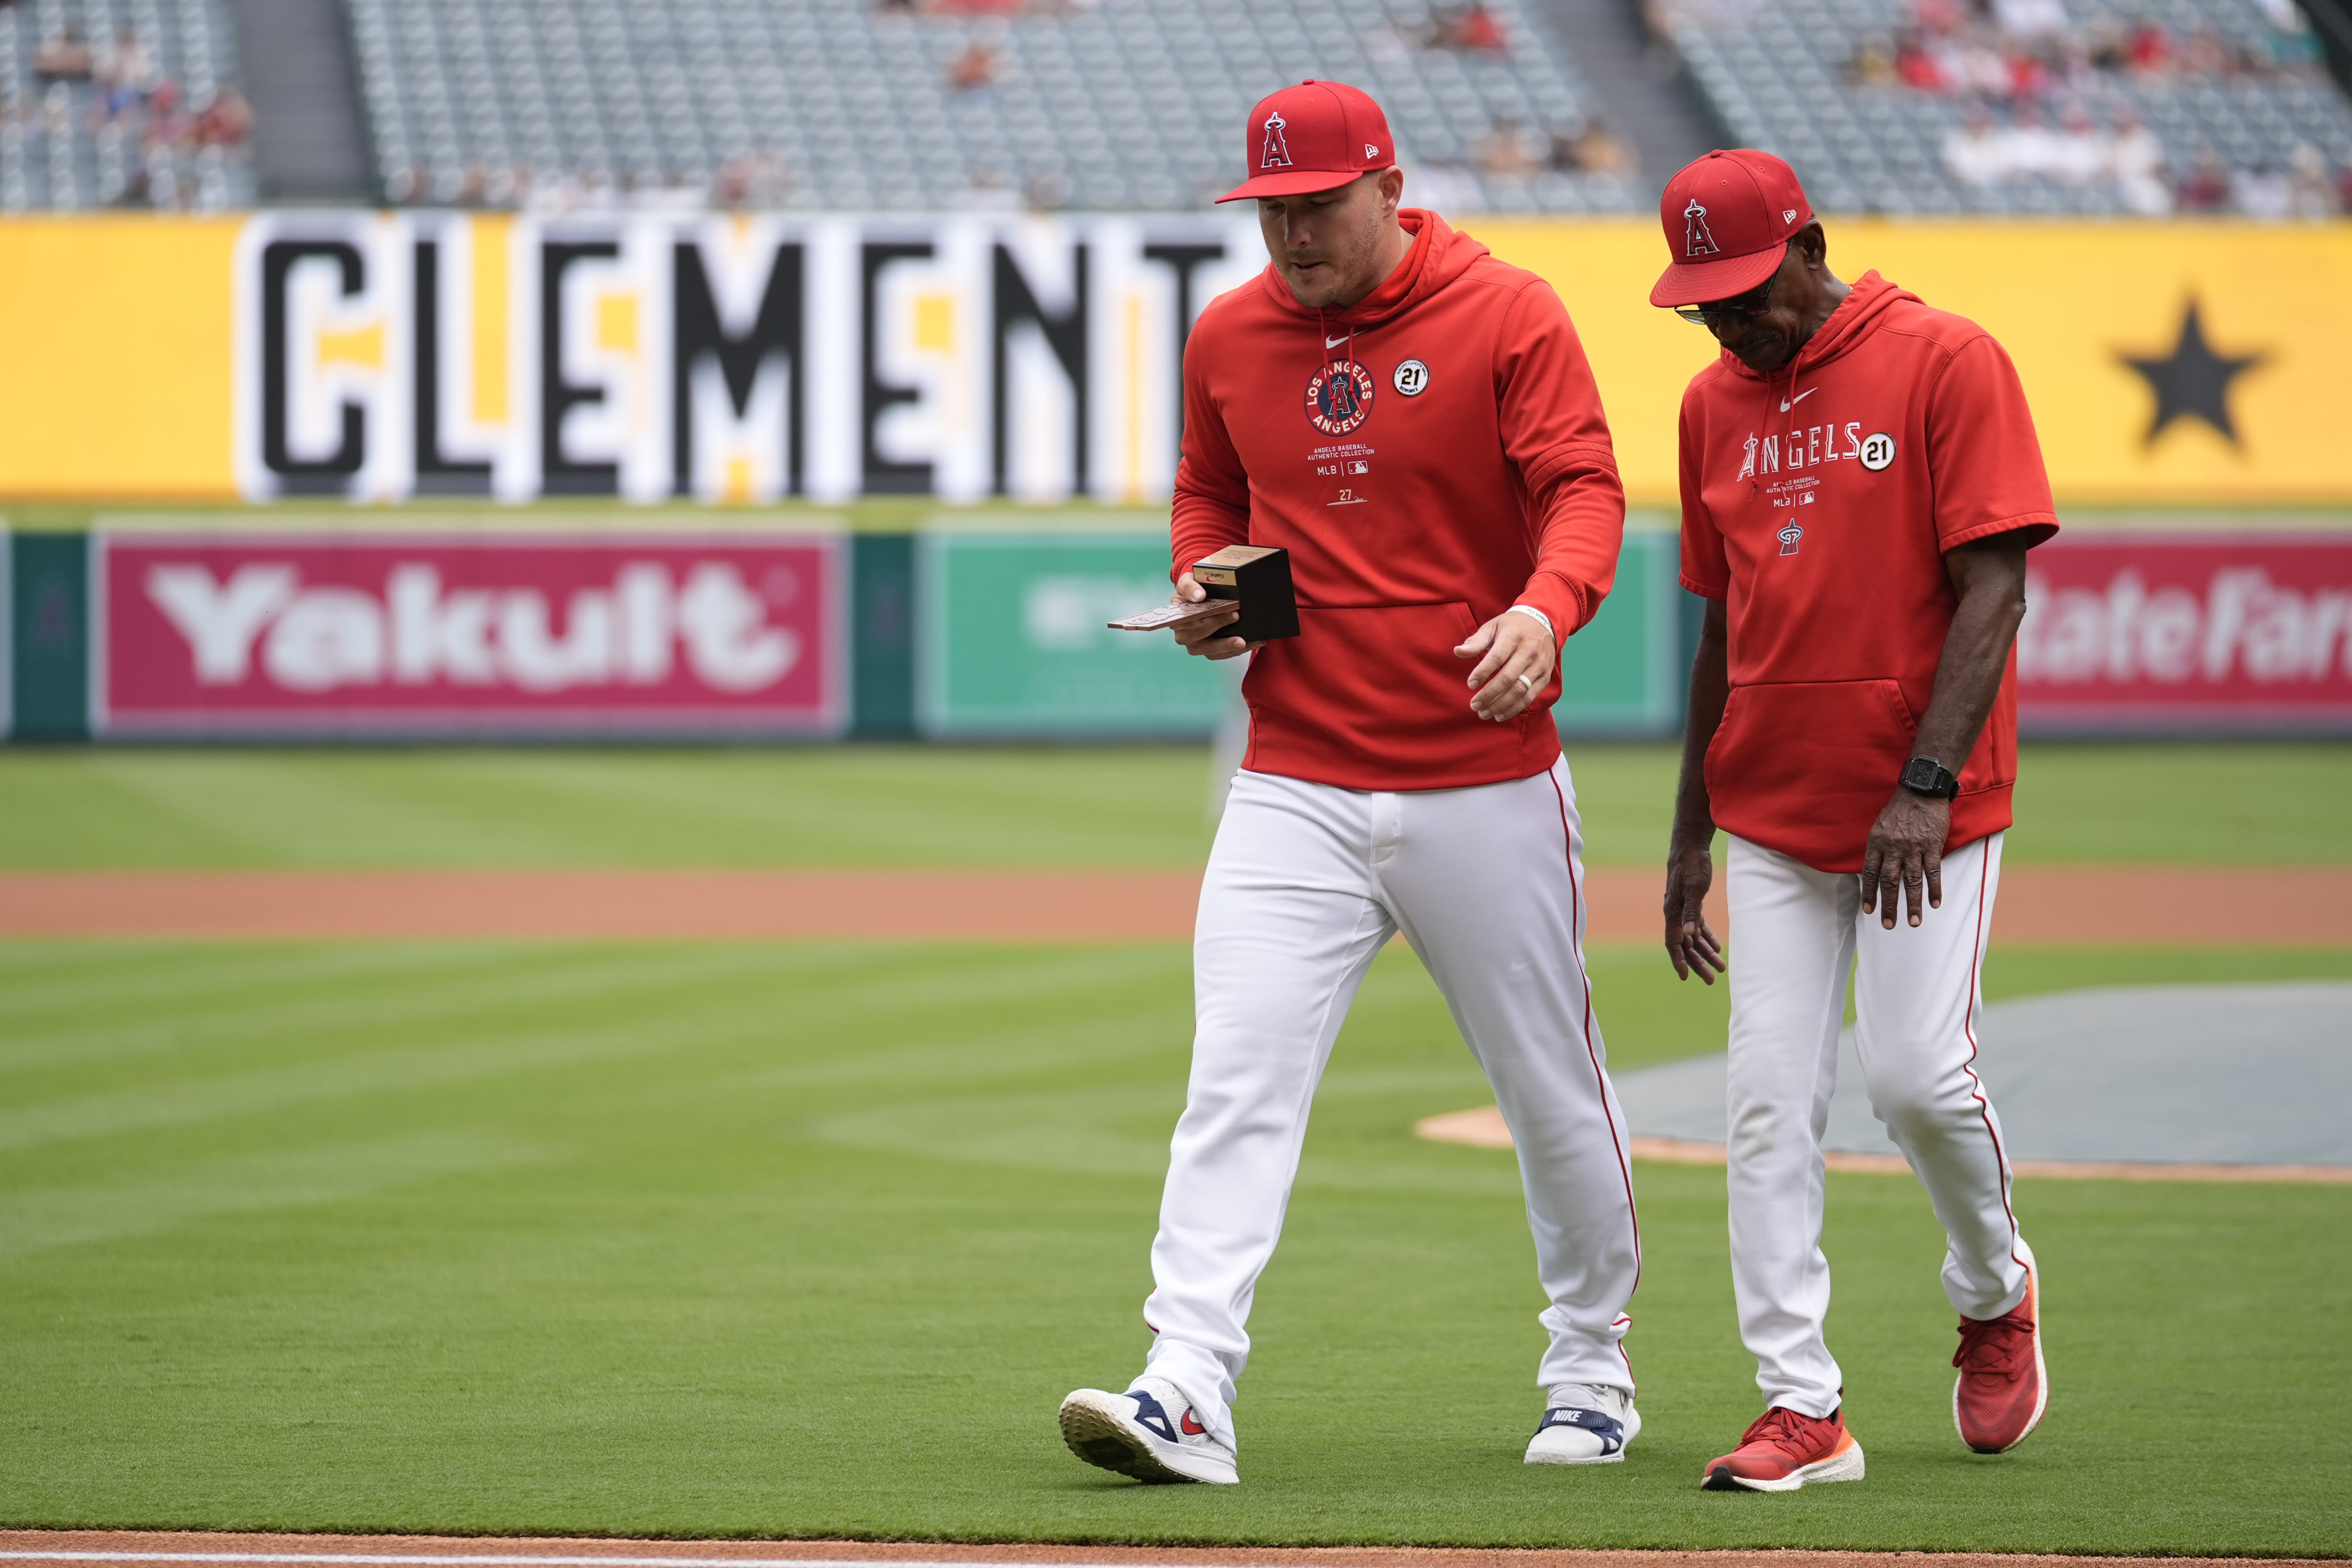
top-left (1901, 756), bottom-right (1960, 801)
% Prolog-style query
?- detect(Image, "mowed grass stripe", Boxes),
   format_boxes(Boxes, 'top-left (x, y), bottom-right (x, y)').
top-left (1, 940), bottom-right (2347, 1551)
top-left (0, 945), bottom-right (1194, 1160)
top-left (3, 744), bottom-right (2348, 871)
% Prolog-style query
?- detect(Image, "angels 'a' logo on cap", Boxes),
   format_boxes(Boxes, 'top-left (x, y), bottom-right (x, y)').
top-left (1261, 110), bottom-right (1293, 169)
top-left (1684, 199), bottom-right (1719, 257)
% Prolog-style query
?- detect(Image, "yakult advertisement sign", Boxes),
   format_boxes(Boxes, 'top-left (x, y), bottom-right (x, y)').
top-left (97, 533), bottom-right (845, 736)
top-left (2017, 534), bottom-right (2352, 732)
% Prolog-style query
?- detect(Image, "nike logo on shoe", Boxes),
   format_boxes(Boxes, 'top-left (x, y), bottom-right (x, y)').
top-left (1181, 1408), bottom-right (1207, 1436)
top-left (1779, 389), bottom-right (1816, 412)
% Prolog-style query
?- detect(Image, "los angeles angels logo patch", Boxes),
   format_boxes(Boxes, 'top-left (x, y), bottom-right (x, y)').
top-left (1684, 199), bottom-right (1719, 257)
top-left (1261, 111), bottom-right (1292, 169)
top-left (1306, 359), bottom-right (1375, 435)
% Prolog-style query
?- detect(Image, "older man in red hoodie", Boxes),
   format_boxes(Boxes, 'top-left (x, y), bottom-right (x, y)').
top-left (1056, 81), bottom-right (1641, 1486)
top-left (1653, 150), bottom-right (2058, 1492)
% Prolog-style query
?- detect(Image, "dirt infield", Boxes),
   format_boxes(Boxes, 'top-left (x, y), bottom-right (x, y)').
top-left (0, 866), bottom-right (2341, 944)
top-left (0, 1533), bottom-right (2336, 1568)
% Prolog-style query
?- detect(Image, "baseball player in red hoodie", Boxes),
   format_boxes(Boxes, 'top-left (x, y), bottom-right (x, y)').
top-left (1651, 150), bottom-right (2057, 1492)
top-left (1057, 80), bottom-right (1642, 1485)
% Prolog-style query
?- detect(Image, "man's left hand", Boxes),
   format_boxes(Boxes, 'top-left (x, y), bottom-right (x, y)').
top-left (1456, 610), bottom-right (1556, 722)
top-left (1860, 787), bottom-right (1951, 929)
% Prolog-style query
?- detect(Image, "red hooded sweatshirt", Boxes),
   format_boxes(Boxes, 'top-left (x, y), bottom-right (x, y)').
top-left (1171, 209), bottom-right (1624, 792)
top-left (1678, 270), bottom-right (2059, 873)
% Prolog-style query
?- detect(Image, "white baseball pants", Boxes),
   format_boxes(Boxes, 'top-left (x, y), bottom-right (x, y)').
top-left (1725, 830), bottom-right (2033, 1419)
top-left (1141, 760), bottom-right (1643, 1451)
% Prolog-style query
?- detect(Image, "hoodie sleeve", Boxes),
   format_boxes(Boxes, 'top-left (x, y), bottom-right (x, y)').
top-left (1168, 313), bottom-right (1252, 583)
top-left (1678, 385), bottom-right (1730, 599)
top-left (1925, 333), bottom-right (2059, 552)
top-left (1495, 278), bottom-right (1625, 643)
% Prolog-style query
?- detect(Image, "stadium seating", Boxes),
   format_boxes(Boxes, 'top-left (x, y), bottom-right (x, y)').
top-left (1668, 0), bottom-right (2352, 215)
top-left (342, 0), bottom-right (1642, 213)
top-left (0, 0), bottom-right (256, 210)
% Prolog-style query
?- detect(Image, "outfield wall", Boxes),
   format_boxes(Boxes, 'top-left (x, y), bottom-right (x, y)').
top-left (7, 522), bottom-right (2349, 741)
top-left (1, 213), bottom-right (2348, 508)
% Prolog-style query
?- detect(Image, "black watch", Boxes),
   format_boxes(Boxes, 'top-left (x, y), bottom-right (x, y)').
top-left (1900, 755), bottom-right (1960, 802)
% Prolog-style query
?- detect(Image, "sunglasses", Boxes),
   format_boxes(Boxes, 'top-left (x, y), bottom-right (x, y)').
top-left (1673, 272), bottom-right (1777, 327)
top-left (1672, 242), bottom-right (1796, 326)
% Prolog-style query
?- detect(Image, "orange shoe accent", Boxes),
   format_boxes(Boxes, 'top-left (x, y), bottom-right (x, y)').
top-left (1701, 1404), bottom-right (1866, 1492)
top-left (1955, 1261), bottom-right (2047, 1453)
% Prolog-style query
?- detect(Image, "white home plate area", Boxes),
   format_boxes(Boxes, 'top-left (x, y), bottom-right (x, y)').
top-left (1418, 984), bottom-right (2352, 1180)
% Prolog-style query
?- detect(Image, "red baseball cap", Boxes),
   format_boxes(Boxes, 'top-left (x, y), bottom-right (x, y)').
top-left (1649, 149), bottom-right (1814, 307)
top-left (1217, 80), bottom-right (1395, 203)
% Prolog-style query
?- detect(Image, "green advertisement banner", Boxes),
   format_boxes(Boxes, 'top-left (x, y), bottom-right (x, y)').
top-left (917, 527), bottom-right (1685, 742)
top-left (1554, 529), bottom-right (1682, 736)
top-left (917, 530), bottom-right (1237, 739)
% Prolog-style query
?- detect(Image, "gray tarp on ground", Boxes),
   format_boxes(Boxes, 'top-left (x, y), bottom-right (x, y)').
top-left (1611, 983), bottom-right (2352, 1166)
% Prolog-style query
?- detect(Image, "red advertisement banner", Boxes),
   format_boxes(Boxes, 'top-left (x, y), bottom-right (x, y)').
top-left (2017, 533), bottom-right (2352, 732)
top-left (97, 532), bottom-right (846, 736)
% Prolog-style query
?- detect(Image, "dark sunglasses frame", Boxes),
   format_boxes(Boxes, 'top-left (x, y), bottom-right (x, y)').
top-left (1672, 241), bottom-right (1797, 326)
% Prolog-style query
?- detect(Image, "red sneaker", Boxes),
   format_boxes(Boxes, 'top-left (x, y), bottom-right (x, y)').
top-left (1700, 1404), bottom-right (1865, 1492)
top-left (1955, 1261), bottom-right (2047, 1453)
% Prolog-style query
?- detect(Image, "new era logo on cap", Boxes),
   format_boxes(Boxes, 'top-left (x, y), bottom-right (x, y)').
top-left (1219, 81), bottom-right (1395, 202)
top-left (1649, 149), bottom-right (1814, 308)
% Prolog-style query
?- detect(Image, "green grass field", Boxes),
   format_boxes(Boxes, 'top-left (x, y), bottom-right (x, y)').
top-left (3, 743), bottom-right (2348, 1553)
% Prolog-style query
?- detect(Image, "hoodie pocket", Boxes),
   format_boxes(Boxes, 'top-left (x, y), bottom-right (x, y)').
top-left (1704, 679), bottom-right (1918, 873)
top-left (1244, 601), bottom-right (1486, 769)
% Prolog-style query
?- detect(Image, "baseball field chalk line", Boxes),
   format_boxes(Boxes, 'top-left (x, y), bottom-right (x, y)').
top-left (0, 1557), bottom-right (1097, 1568)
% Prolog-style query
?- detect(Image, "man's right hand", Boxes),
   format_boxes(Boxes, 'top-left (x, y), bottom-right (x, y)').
top-left (1171, 572), bottom-right (1255, 660)
top-left (1663, 834), bottom-right (1725, 984)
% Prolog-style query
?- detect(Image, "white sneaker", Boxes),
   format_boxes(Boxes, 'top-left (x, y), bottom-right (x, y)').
top-left (1059, 1376), bottom-right (1239, 1484)
top-left (1524, 1383), bottom-right (1641, 1465)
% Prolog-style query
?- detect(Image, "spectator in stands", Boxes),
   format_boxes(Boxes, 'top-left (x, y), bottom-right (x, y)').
top-left (193, 85), bottom-right (253, 150)
top-left (2175, 144), bottom-right (2232, 211)
top-left (1893, 29), bottom-right (1945, 87)
top-left (95, 27), bottom-right (151, 124)
top-left (954, 167), bottom-right (1020, 209)
top-left (144, 78), bottom-right (190, 153)
top-left (1554, 114), bottom-right (1636, 176)
top-left (1024, 170), bottom-right (1070, 211)
top-left (1848, 31), bottom-right (1901, 85)
top-left (2288, 143), bottom-right (2338, 218)
top-left (2124, 18), bottom-right (2173, 75)
top-left (2051, 102), bottom-right (2108, 184)
top-left (35, 25), bottom-right (94, 83)
top-left (2232, 160), bottom-right (2293, 220)
top-left (1942, 103), bottom-right (2009, 186)
top-left (1999, 101), bottom-right (2060, 178)
top-left (2178, 26), bottom-right (2236, 77)
top-left (2110, 106), bottom-right (2171, 214)
top-left (1475, 114), bottom-right (1546, 179)
top-left (948, 39), bottom-right (1001, 98)
top-left (1409, 153), bottom-right (1482, 215)
top-left (1990, 0), bottom-right (2067, 39)
top-left (1433, 3), bottom-right (1510, 52)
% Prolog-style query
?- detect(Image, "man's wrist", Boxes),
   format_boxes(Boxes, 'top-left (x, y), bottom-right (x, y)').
top-left (1898, 755), bottom-right (1960, 802)
top-left (1505, 604), bottom-right (1555, 642)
